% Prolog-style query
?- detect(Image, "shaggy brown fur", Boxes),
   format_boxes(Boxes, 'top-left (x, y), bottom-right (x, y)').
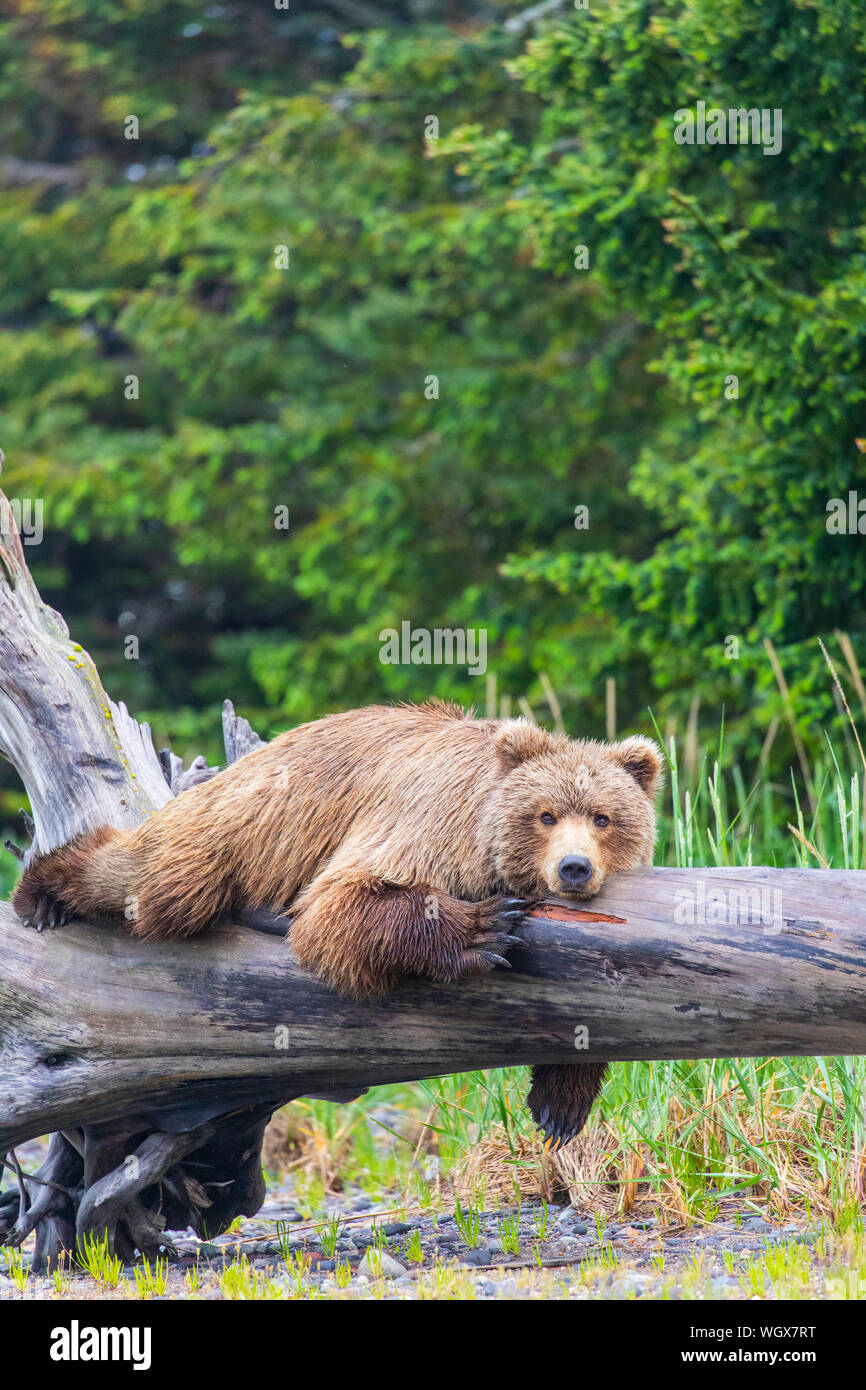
top-left (14, 700), bottom-right (662, 1146)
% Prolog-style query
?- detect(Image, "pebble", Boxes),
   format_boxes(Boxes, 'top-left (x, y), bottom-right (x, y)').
top-left (742, 1217), bottom-right (773, 1233)
top-left (4, 1136), bottom-right (831, 1303)
top-left (617, 1273), bottom-right (654, 1294)
top-left (554, 1210), bottom-right (588, 1235)
top-left (358, 1249), bottom-right (407, 1280)
top-left (459, 1248), bottom-right (493, 1267)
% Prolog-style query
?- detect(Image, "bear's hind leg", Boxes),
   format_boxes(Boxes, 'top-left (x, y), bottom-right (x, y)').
top-left (13, 827), bottom-right (129, 930)
top-left (289, 871), bottom-right (526, 998)
top-left (527, 1062), bottom-right (608, 1149)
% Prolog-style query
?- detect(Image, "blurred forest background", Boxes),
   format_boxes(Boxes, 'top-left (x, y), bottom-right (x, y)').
top-left (1, 0), bottom-right (866, 850)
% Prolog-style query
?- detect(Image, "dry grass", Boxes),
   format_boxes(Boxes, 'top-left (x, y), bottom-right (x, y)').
top-left (447, 1063), bottom-right (866, 1232)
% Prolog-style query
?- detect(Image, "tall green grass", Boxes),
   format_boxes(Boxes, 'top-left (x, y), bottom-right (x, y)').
top-left (4, 640), bottom-right (865, 1226)
top-left (277, 674), bottom-right (866, 1225)
top-left (656, 722), bottom-right (863, 873)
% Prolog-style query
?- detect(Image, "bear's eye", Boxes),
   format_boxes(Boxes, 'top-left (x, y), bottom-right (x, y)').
top-left (593, 814), bottom-right (610, 829)
top-left (539, 812), bottom-right (557, 826)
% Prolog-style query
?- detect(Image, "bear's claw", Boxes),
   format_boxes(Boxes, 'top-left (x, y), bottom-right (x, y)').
top-left (493, 897), bottom-right (530, 927)
top-left (527, 1062), bottom-right (608, 1151)
top-left (536, 1111), bottom-right (586, 1150)
top-left (19, 890), bottom-right (72, 932)
top-left (450, 894), bottom-right (530, 981)
top-left (541, 1118), bottom-right (585, 1151)
top-left (481, 952), bottom-right (512, 970)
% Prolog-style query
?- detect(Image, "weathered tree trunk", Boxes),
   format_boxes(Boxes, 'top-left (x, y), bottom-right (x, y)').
top-left (1, 462), bottom-right (865, 1267)
top-left (3, 866), bottom-right (866, 1145)
top-left (0, 466), bottom-right (276, 1264)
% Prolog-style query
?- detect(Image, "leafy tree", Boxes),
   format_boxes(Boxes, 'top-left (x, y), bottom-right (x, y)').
top-left (1, 0), bottom-right (863, 810)
top-left (451, 0), bottom-right (866, 766)
top-left (0, 4), bottom-right (659, 754)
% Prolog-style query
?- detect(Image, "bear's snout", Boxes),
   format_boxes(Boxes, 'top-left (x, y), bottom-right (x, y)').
top-left (556, 854), bottom-right (593, 889)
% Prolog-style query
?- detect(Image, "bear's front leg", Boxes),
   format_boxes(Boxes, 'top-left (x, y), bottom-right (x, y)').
top-left (289, 870), bottom-right (527, 998)
top-left (527, 1062), bottom-right (609, 1149)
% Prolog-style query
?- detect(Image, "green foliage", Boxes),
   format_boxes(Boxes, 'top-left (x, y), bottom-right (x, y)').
top-left (452, 0), bottom-right (866, 763)
top-left (0, 0), bottom-right (864, 807)
top-left (0, 0), bottom-right (653, 766)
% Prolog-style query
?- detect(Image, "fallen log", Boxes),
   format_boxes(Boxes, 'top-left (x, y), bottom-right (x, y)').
top-left (3, 865), bottom-right (866, 1159)
top-left (2, 865), bottom-right (865, 1265)
top-left (0, 460), bottom-right (864, 1267)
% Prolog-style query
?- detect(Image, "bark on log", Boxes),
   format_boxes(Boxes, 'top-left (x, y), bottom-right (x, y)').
top-left (3, 865), bottom-right (865, 1159)
top-left (0, 467), bottom-right (270, 1264)
top-left (1, 462), bottom-right (865, 1267)
top-left (0, 474), bottom-right (171, 856)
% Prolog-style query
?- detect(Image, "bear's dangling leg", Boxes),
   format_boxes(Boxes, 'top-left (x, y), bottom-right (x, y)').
top-left (13, 827), bottom-right (131, 929)
top-left (527, 1062), bottom-right (608, 1149)
top-left (288, 869), bottom-right (527, 998)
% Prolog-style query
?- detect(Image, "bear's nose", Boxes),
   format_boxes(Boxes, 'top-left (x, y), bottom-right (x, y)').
top-left (557, 854), bottom-right (593, 887)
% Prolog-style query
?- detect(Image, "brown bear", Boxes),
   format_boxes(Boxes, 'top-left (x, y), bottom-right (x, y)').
top-left (13, 700), bottom-right (662, 1146)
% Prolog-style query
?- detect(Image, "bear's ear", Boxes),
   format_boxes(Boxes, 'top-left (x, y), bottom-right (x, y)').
top-left (493, 718), bottom-right (553, 771)
top-left (611, 735), bottom-right (664, 798)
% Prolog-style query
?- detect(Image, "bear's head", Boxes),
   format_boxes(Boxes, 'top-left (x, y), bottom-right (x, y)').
top-left (486, 719), bottom-right (663, 900)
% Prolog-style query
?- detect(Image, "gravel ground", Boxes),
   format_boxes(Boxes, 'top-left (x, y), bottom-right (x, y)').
top-left (0, 1134), bottom-right (830, 1300)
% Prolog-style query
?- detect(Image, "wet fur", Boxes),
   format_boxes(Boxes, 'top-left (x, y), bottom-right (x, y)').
top-left (14, 700), bottom-right (662, 1145)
